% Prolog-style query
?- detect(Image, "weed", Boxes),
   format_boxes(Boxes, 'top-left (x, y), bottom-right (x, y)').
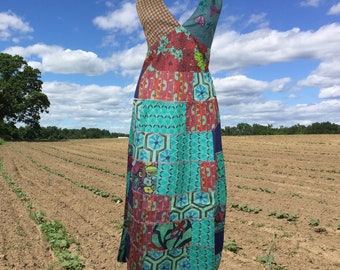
top-left (291, 193), bottom-right (302, 198)
top-left (309, 219), bottom-right (320, 227)
top-left (231, 202), bottom-right (262, 214)
top-left (224, 239), bottom-right (242, 253)
top-left (269, 211), bottom-right (298, 222)
top-left (111, 195), bottom-right (123, 203)
top-left (256, 234), bottom-right (288, 270)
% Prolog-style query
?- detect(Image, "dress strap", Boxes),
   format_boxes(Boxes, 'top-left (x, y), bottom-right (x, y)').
top-left (136, 0), bottom-right (179, 48)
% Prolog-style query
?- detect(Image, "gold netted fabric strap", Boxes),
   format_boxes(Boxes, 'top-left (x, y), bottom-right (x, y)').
top-left (137, 0), bottom-right (180, 48)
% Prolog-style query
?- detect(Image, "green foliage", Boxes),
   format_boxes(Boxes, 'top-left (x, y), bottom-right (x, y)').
top-left (112, 195), bottom-right (123, 203)
top-left (309, 218), bottom-right (320, 227)
top-left (268, 211), bottom-right (298, 222)
top-left (230, 202), bottom-right (262, 214)
top-left (224, 239), bottom-right (242, 253)
top-left (35, 212), bottom-right (84, 269)
top-left (0, 53), bottom-right (50, 139)
top-left (1, 154), bottom-right (83, 269)
top-left (222, 121), bottom-right (340, 136)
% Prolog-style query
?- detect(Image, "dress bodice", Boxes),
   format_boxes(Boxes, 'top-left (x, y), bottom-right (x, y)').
top-left (137, 0), bottom-right (222, 48)
top-left (136, 0), bottom-right (223, 72)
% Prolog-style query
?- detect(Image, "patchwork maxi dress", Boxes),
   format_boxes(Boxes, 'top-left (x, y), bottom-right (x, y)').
top-left (118, 0), bottom-right (227, 269)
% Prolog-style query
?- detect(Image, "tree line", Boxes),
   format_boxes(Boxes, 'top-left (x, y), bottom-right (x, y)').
top-left (10, 126), bottom-right (128, 141)
top-left (222, 122), bottom-right (340, 136)
top-left (1, 121), bottom-right (337, 141)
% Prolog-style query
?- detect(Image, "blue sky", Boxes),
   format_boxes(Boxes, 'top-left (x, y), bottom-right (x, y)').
top-left (1, 0), bottom-right (340, 132)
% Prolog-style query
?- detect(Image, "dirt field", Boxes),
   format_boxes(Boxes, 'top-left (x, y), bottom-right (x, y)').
top-left (0, 135), bottom-right (339, 270)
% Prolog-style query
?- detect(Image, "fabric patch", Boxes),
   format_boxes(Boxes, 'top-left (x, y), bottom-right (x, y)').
top-left (138, 70), bottom-right (194, 101)
top-left (186, 99), bottom-right (219, 132)
top-left (212, 122), bottom-right (223, 153)
top-left (130, 160), bottom-right (158, 194)
top-left (132, 191), bottom-right (171, 224)
top-left (142, 248), bottom-right (189, 270)
top-left (193, 72), bottom-right (216, 101)
top-left (157, 162), bottom-right (200, 196)
top-left (170, 191), bottom-right (215, 222)
top-left (136, 0), bottom-right (179, 48)
top-left (133, 99), bottom-right (187, 134)
top-left (170, 132), bottom-right (214, 162)
top-left (200, 161), bottom-right (217, 192)
top-left (188, 245), bottom-right (215, 270)
top-left (151, 220), bottom-right (192, 251)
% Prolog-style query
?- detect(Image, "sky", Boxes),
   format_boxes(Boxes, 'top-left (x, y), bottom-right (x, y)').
top-left (1, 0), bottom-right (340, 133)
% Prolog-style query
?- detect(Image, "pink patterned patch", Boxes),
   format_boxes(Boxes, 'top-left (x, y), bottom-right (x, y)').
top-left (200, 161), bottom-right (217, 191)
top-left (186, 99), bottom-right (219, 132)
top-left (138, 71), bottom-right (193, 101)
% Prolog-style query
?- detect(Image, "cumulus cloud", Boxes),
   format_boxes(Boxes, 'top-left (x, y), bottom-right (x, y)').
top-left (220, 99), bottom-right (340, 127)
top-left (328, 3), bottom-right (340, 15)
top-left (319, 86), bottom-right (340, 98)
top-left (109, 43), bottom-right (146, 76)
top-left (4, 44), bottom-right (110, 75)
top-left (211, 23), bottom-right (340, 72)
top-left (0, 11), bottom-right (33, 42)
top-left (93, 2), bottom-right (139, 33)
top-left (298, 59), bottom-right (340, 92)
top-left (41, 81), bottom-right (135, 131)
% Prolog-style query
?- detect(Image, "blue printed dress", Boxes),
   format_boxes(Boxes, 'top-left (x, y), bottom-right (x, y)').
top-left (118, 0), bottom-right (227, 269)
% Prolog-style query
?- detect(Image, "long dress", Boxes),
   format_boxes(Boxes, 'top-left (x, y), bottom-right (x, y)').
top-left (118, 0), bottom-right (227, 269)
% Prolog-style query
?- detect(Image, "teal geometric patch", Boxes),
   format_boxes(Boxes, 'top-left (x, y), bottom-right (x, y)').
top-left (143, 248), bottom-right (189, 270)
top-left (188, 245), bottom-right (215, 269)
top-left (156, 162), bottom-right (200, 196)
top-left (134, 99), bottom-right (187, 134)
top-left (170, 191), bottom-right (215, 222)
top-left (191, 219), bottom-right (214, 246)
top-left (171, 132), bottom-right (214, 162)
top-left (193, 72), bottom-right (216, 101)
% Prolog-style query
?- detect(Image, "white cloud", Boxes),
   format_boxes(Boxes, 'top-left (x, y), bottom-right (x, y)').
top-left (41, 81), bottom-right (135, 131)
top-left (4, 41), bottom-right (148, 77)
top-left (109, 43), bottom-right (146, 76)
top-left (220, 99), bottom-right (340, 127)
top-left (319, 86), bottom-right (340, 98)
top-left (298, 59), bottom-right (340, 91)
top-left (328, 2), bottom-right (340, 15)
top-left (300, 0), bottom-right (322, 7)
top-left (93, 2), bottom-right (139, 33)
top-left (4, 44), bottom-right (110, 75)
top-left (0, 11), bottom-right (33, 42)
top-left (211, 23), bottom-right (340, 72)
top-left (214, 75), bottom-right (292, 106)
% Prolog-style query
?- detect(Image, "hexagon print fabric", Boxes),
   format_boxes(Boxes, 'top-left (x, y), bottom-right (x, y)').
top-left (118, 0), bottom-right (227, 269)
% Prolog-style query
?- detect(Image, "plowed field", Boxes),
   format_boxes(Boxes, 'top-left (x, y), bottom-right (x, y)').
top-left (0, 135), bottom-right (339, 270)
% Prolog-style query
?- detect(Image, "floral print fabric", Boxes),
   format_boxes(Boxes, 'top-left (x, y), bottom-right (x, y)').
top-left (118, 1), bottom-right (226, 269)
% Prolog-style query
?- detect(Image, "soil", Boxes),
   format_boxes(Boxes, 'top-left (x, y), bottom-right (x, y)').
top-left (0, 135), bottom-right (339, 270)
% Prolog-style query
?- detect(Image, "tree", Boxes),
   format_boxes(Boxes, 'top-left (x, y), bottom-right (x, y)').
top-left (0, 53), bottom-right (50, 139)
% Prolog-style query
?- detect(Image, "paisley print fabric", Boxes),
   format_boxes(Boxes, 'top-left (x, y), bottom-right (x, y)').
top-left (118, 1), bottom-right (227, 269)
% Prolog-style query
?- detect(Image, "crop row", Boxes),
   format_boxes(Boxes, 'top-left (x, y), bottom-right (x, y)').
top-left (12, 146), bottom-right (123, 202)
top-left (29, 146), bottom-right (126, 178)
top-left (0, 155), bottom-right (84, 269)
